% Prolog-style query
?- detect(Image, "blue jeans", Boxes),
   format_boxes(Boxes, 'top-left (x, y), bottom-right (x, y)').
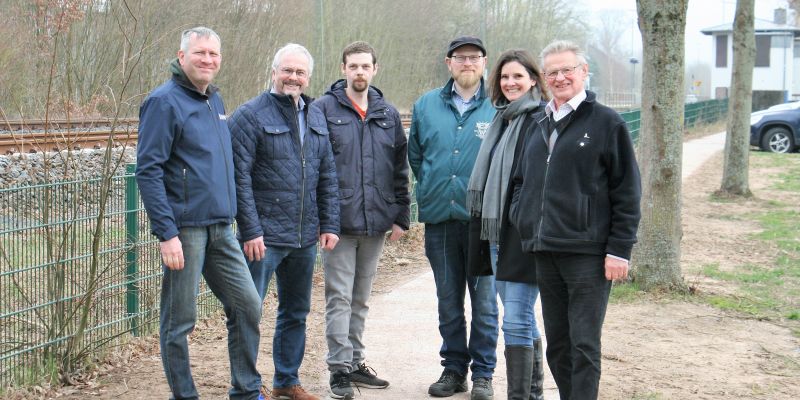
top-left (489, 244), bottom-right (541, 346)
top-left (247, 243), bottom-right (317, 389)
top-left (424, 221), bottom-right (499, 379)
top-left (159, 223), bottom-right (262, 400)
top-left (535, 251), bottom-right (611, 400)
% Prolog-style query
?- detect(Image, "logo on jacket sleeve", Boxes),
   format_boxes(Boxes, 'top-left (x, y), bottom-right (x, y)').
top-left (475, 121), bottom-right (491, 139)
top-left (219, 114), bottom-right (227, 120)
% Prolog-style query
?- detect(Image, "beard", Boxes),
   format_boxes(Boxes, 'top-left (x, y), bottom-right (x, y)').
top-left (351, 78), bottom-right (369, 92)
top-left (455, 71), bottom-right (480, 89)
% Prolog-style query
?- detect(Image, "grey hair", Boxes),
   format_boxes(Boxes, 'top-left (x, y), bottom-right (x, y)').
top-left (539, 40), bottom-right (588, 66)
top-left (270, 43), bottom-right (314, 76)
top-left (180, 27), bottom-right (221, 53)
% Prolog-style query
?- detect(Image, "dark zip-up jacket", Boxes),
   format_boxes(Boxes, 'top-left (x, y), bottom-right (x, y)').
top-left (229, 91), bottom-right (340, 248)
top-left (136, 59), bottom-right (236, 241)
top-left (510, 91), bottom-right (641, 259)
top-left (309, 80), bottom-right (410, 236)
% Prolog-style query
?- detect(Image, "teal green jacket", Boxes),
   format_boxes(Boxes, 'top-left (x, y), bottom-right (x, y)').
top-left (409, 78), bottom-right (495, 224)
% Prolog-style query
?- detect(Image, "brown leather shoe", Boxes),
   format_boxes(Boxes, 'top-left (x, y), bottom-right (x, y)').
top-left (270, 385), bottom-right (320, 400)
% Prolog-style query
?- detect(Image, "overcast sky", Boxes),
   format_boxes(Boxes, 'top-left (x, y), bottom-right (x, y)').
top-left (579, 0), bottom-right (790, 66)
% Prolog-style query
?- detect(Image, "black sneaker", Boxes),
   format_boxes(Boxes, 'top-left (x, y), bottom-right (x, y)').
top-left (329, 370), bottom-right (354, 399)
top-left (428, 369), bottom-right (467, 397)
top-left (349, 362), bottom-right (390, 389)
top-left (470, 377), bottom-right (493, 400)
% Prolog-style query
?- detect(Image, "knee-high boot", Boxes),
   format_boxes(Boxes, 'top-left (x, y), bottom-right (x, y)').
top-left (505, 345), bottom-right (534, 400)
top-left (530, 338), bottom-right (545, 400)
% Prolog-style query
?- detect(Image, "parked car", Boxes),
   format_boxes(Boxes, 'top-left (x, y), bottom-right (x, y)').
top-left (750, 101), bottom-right (800, 153)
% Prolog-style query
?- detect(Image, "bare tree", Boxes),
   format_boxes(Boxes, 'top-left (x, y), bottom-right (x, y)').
top-left (630, 0), bottom-right (688, 291)
top-left (718, 0), bottom-right (755, 197)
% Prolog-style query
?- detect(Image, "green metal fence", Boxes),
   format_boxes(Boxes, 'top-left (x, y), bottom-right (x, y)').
top-left (0, 165), bottom-right (223, 388)
top-left (618, 98), bottom-right (729, 143)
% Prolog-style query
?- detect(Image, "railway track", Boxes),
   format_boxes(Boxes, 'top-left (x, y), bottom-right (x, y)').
top-left (1, 115), bottom-right (412, 155)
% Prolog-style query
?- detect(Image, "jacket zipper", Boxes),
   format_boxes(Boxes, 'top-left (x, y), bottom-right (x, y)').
top-left (207, 99), bottom-right (235, 222)
top-left (536, 118), bottom-right (550, 251)
top-left (295, 100), bottom-right (305, 248)
top-left (182, 166), bottom-right (188, 220)
top-left (359, 115), bottom-right (369, 234)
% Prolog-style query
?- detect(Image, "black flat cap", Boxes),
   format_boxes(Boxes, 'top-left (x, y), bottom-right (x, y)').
top-left (447, 36), bottom-right (486, 57)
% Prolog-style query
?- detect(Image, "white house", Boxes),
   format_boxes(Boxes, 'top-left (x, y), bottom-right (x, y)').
top-left (701, 10), bottom-right (800, 108)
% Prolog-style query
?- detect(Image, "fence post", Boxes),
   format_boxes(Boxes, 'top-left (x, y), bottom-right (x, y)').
top-left (125, 163), bottom-right (140, 336)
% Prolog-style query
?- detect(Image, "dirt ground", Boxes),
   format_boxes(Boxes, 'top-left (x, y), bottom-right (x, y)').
top-left (11, 150), bottom-right (800, 399)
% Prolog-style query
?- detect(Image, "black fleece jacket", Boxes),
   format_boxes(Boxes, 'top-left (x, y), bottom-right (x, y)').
top-left (510, 90), bottom-right (641, 259)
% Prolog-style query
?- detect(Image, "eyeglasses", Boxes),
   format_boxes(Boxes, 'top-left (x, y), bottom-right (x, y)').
top-left (544, 64), bottom-right (583, 80)
top-left (278, 67), bottom-right (308, 79)
top-left (449, 55), bottom-right (483, 64)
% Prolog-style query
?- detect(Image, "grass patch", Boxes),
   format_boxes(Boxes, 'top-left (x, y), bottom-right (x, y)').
top-left (698, 154), bottom-right (800, 323)
top-left (610, 281), bottom-right (645, 303)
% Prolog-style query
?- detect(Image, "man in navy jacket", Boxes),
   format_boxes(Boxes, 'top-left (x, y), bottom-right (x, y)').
top-left (309, 41), bottom-right (410, 400)
top-left (136, 27), bottom-right (263, 400)
top-left (229, 43), bottom-right (339, 400)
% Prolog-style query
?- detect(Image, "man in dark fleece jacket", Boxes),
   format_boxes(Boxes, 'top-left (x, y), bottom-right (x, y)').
top-left (509, 40), bottom-right (641, 400)
top-left (136, 27), bottom-right (263, 400)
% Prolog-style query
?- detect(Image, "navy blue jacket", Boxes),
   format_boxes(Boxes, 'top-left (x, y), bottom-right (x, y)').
top-left (510, 91), bottom-right (641, 259)
top-left (136, 60), bottom-right (236, 241)
top-left (309, 80), bottom-right (410, 236)
top-left (229, 91), bottom-right (340, 248)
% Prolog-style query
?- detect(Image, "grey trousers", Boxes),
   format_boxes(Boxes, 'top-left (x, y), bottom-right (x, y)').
top-left (323, 234), bottom-right (386, 372)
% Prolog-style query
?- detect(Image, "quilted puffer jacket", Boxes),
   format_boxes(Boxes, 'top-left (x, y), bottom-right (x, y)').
top-left (229, 91), bottom-right (340, 248)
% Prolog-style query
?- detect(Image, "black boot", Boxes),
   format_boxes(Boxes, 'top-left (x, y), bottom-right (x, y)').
top-left (505, 345), bottom-right (534, 400)
top-left (530, 338), bottom-right (545, 400)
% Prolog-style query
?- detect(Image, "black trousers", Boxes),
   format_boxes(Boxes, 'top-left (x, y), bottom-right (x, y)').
top-left (534, 251), bottom-right (611, 400)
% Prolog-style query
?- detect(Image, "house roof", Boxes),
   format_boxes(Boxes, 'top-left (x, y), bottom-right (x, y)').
top-left (701, 18), bottom-right (800, 35)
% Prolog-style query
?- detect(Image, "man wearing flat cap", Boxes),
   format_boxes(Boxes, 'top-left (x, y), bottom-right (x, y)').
top-left (409, 36), bottom-right (499, 400)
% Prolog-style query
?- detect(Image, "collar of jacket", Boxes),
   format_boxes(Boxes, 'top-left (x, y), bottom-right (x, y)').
top-left (169, 58), bottom-right (219, 98)
top-left (438, 77), bottom-right (487, 102)
top-left (326, 79), bottom-right (388, 118)
top-left (268, 91), bottom-right (313, 109)
top-left (534, 90), bottom-right (600, 135)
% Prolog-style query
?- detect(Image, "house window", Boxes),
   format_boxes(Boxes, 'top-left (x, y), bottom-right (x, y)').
top-left (716, 35), bottom-right (728, 67)
top-left (755, 35), bottom-right (771, 67)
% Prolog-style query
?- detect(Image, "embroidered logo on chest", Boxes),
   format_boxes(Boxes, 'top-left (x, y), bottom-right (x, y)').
top-left (475, 122), bottom-right (491, 139)
top-left (578, 132), bottom-right (590, 147)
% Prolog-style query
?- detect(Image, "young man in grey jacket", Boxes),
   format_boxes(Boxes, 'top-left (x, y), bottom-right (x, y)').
top-left (309, 41), bottom-right (410, 400)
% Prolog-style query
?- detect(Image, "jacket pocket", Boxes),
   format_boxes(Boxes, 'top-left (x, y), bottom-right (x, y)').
top-left (579, 195), bottom-right (591, 231)
top-left (262, 124), bottom-right (291, 159)
top-left (326, 116), bottom-right (353, 153)
top-left (373, 118), bottom-right (396, 148)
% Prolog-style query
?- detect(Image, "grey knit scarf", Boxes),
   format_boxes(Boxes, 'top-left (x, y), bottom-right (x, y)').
top-left (466, 88), bottom-right (541, 242)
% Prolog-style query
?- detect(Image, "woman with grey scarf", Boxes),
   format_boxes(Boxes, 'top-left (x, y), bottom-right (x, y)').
top-left (466, 49), bottom-right (548, 400)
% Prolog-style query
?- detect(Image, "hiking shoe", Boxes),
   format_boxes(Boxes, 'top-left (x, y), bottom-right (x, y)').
top-left (470, 377), bottom-right (494, 400)
top-left (270, 385), bottom-right (320, 400)
top-left (329, 370), bottom-right (354, 399)
top-left (349, 362), bottom-right (390, 389)
top-left (428, 369), bottom-right (468, 397)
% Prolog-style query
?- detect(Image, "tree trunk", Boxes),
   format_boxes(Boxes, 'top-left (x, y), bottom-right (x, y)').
top-left (631, 0), bottom-right (688, 291)
top-left (719, 0), bottom-right (755, 196)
